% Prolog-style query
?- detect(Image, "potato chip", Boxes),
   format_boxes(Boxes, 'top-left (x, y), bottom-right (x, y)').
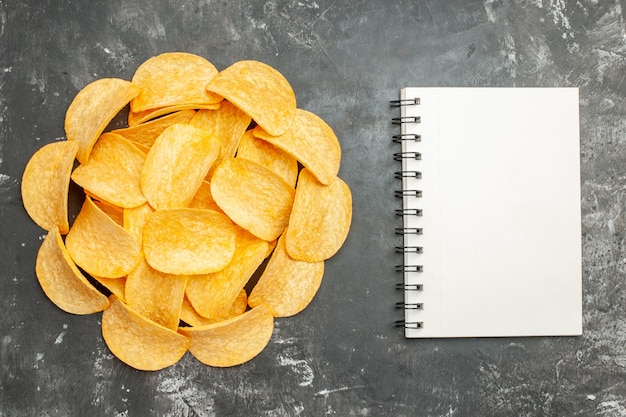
top-left (285, 169), bottom-right (352, 262)
top-left (190, 101), bottom-right (251, 179)
top-left (127, 103), bottom-right (219, 126)
top-left (206, 60), bottom-right (296, 136)
top-left (91, 199), bottom-right (125, 226)
top-left (142, 208), bottom-right (237, 275)
top-left (180, 290), bottom-right (247, 327)
top-left (265, 238), bottom-right (278, 258)
top-left (65, 196), bottom-right (141, 278)
top-left (141, 123), bottom-right (220, 209)
top-left (71, 132), bottom-right (147, 208)
top-left (236, 130), bottom-right (298, 187)
top-left (113, 109), bottom-right (196, 148)
top-left (125, 258), bottom-right (187, 330)
top-left (128, 142), bottom-right (150, 154)
top-left (65, 78), bottom-right (140, 163)
top-left (187, 180), bottom-right (222, 212)
top-left (253, 109), bottom-right (341, 185)
top-left (24, 56), bottom-right (353, 370)
top-left (130, 52), bottom-right (222, 113)
top-left (210, 158), bottom-right (295, 241)
top-left (21, 140), bottom-right (78, 234)
top-left (93, 275), bottom-right (126, 302)
top-left (123, 203), bottom-right (154, 245)
top-left (186, 227), bottom-right (267, 319)
top-left (249, 233), bottom-right (324, 317)
top-left (35, 226), bottom-right (110, 315)
top-left (178, 305), bottom-right (274, 367)
top-left (102, 295), bottom-right (190, 371)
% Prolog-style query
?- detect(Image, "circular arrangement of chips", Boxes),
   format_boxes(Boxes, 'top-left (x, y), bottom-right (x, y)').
top-left (20, 53), bottom-right (352, 370)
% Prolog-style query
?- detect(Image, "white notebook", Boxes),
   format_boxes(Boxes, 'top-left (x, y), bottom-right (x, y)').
top-left (393, 87), bottom-right (582, 338)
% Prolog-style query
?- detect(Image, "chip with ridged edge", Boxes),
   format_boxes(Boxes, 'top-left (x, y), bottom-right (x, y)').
top-left (35, 226), bottom-right (110, 315)
top-left (142, 208), bottom-right (237, 275)
top-left (178, 305), bottom-right (274, 368)
top-left (65, 77), bottom-right (140, 163)
top-left (102, 295), bottom-right (190, 371)
top-left (206, 60), bottom-right (296, 136)
top-left (210, 158), bottom-right (295, 241)
top-left (65, 196), bottom-right (142, 278)
top-left (285, 169), bottom-right (352, 262)
top-left (21, 140), bottom-right (78, 234)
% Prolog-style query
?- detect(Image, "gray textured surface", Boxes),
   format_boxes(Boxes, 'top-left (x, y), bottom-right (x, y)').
top-left (1, 0), bottom-right (625, 416)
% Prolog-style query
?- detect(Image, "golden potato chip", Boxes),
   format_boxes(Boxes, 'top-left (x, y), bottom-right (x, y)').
top-left (187, 180), bottom-right (222, 212)
top-left (113, 109), bottom-right (196, 148)
top-left (249, 233), bottom-right (324, 317)
top-left (178, 305), bottom-right (274, 367)
top-left (125, 258), bottom-right (187, 330)
top-left (141, 123), bottom-right (219, 209)
top-left (130, 52), bottom-right (222, 113)
top-left (91, 199), bottom-right (124, 226)
top-left (142, 208), bottom-right (237, 275)
top-left (210, 158), bottom-right (295, 241)
top-left (253, 109), bottom-right (341, 185)
top-left (185, 227), bottom-right (268, 319)
top-left (180, 290), bottom-right (247, 327)
top-left (21, 140), bottom-right (78, 234)
top-left (71, 133), bottom-right (147, 208)
top-left (190, 101), bottom-right (252, 179)
top-left (127, 103), bottom-right (219, 126)
top-left (102, 295), bottom-right (190, 371)
top-left (23, 56), bottom-right (353, 370)
top-left (93, 275), bottom-right (126, 302)
top-left (123, 203), bottom-right (154, 245)
top-left (206, 60), bottom-right (296, 136)
top-left (65, 78), bottom-right (140, 163)
top-left (285, 169), bottom-right (352, 262)
top-left (35, 226), bottom-right (110, 315)
top-left (65, 196), bottom-right (141, 278)
top-left (236, 130), bottom-right (298, 187)
top-left (130, 142), bottom-right (150, 154)
top-left (265, 238), bottom-right (278, 258)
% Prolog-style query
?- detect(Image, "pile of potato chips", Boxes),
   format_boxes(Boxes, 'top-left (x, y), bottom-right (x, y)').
top-left (21, 53), bottom-right (352, 370)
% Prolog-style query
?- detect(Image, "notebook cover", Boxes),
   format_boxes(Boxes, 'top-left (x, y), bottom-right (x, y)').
top-left (397, 87), bottom-right (583, 338)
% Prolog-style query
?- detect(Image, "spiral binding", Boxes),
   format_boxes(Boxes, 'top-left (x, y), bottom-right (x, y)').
top-left (392, 116), bottom-right (421, 125)
top-left (395, 283), bottom-right (424, 291)
top-left (395, 246), bottom-right (423, 254)
top-left (389, 97), bottom-right (421, 107)
top-left (392, 94), bottom-right (423, 332)
top-left (394, 170), bottom-right (422, 180)
top-left (393, 151), bottom-right (421, 162)
top-left (392, 133), bottom-right (421, 143)
top-left (395, 227), bottom-right (423, 235)
top-left (394, 189), bottom-right (422, 198)
top-left (396, 302), bottom-right (424, 310)
top-left (395, 264), bottom-right (423, 272)
top-left (395, 320), bottom-right (423, 329)
top-left (395, 208), bottom-right (423, 216)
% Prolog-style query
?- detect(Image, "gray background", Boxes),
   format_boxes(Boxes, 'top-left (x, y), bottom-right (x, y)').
top-left (1, 0), bottom-right (625, 416)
